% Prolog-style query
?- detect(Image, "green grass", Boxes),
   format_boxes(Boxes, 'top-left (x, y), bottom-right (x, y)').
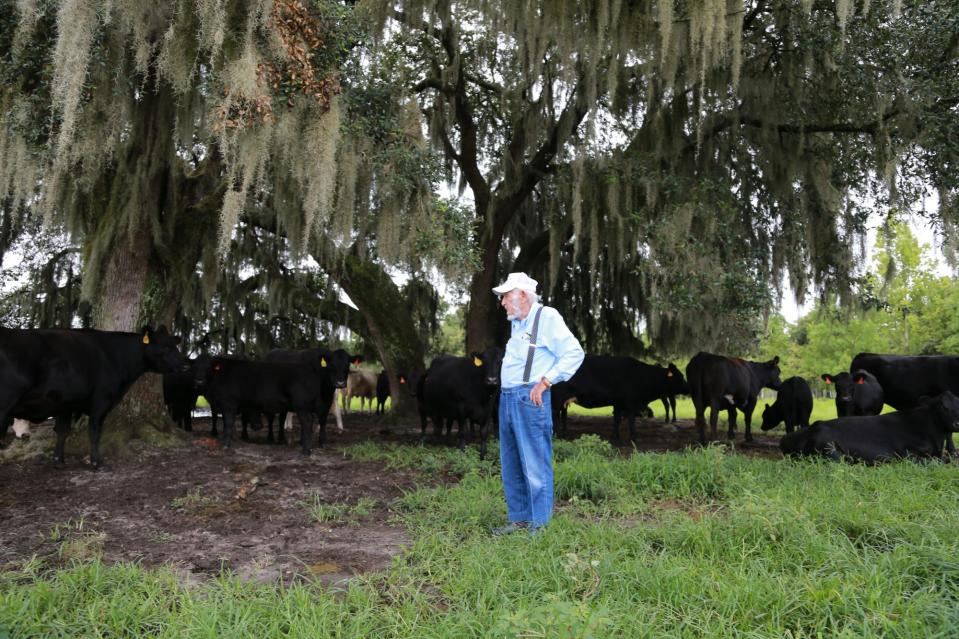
top-left (3, 436), bottom-right (959, 637)
top-left (568, 396), bottom-right (894, 425)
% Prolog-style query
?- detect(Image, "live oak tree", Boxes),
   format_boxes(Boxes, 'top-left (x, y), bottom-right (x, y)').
top-left (366, 0), bottom-right (958, 356)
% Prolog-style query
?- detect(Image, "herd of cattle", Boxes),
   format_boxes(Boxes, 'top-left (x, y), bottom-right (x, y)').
top-left (1, 326), bottom-right (958, 468)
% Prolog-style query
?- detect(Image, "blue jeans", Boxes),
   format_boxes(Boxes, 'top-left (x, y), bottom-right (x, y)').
top-left (499, 384), bottom-right (554, 528)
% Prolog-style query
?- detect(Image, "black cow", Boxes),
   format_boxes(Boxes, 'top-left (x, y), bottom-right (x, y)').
top-left (780, 391), bottom-right (959, 463)
top-left (264, 347), bottom-right (361, 444)
top-left (686, 352), bottom-right (782, 444)
top-left (760, 376), bottom-right (813, 434)
top-left (851, 352), bottom-right (959, 455)
top-left (421, 347), bottom-right (503, 459)
top-left (375, 370), bottom-right (390, 414)
top-left (0, 326), bottom-right (184, 468)
top-left (163, 358), bottom-right (202, 432)
top-left (549, 356), bottom-right (688, 440)
top-left (193, 355), bottom-right (327, 454)
top-left (820, 369), bottom-right (884, 417)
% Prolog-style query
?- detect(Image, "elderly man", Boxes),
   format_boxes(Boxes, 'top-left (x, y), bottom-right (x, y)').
top-left (490, 272), bottom-right (584, 535)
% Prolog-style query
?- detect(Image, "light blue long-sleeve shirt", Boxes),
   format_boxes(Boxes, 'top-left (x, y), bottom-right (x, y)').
top-left (500, 302), bottom-right (585, 389)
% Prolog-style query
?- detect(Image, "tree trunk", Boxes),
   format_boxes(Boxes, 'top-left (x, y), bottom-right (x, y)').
top-left (319, 248), bottom-right (427, 418)
top-left (95, 223), bottom-right (177, 443)
top-left (465, 231), bottom-right (505, 354)
top-left (91, 83), bottom-right (182, 448)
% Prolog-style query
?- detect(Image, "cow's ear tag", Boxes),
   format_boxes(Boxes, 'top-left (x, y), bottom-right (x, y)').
top-left (856, 378), bottom-right (865, 385)
top-left (473, 356), bottom-right (483, 367)
top-left (213, 363), bottom-right (221, 372)
top-left (824, 378), bottom-right (832, 384)
top-left (142, 334), bottom-right (150, 345)
top-left (666, 371), bottom-right (673, 378)
top-left (399, 377), bottom-right (406, 384)
top-left (320, 358), bottom-right (328, 368)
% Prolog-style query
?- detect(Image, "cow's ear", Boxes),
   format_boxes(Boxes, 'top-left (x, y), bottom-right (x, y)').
top-left (771, 356), bottom-right (780, 365)
top-left (821, 374), bottom-right (833, 384)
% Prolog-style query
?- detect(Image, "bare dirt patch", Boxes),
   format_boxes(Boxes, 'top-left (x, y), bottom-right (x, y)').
top-left (0, 410), bottom-right (782, 585)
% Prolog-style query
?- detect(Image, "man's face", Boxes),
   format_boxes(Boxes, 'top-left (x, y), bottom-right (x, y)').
top-left (501, 289), bottom-right (530, 321)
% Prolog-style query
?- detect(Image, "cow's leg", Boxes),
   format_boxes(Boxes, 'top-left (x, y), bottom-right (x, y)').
top-left (278, 411), bottom-right (288, 445)
top-left (478, 419), bottom-right (488, 460)
top-left (266, 414), bottom-right (275, 443)
top-left (708, 400), bottom-right (722, 440)
top-left (221, 411), bottom-right (237, 449)
top-left (693, 400), bottom-right (707, 444)
top-left (612, 406), bottom-right (622, 442)
top-left (240, 414), bottom-right (250, 442)
top-left (743, 401), bottom-right (756, 442)
top-left (561, 406), bottom-right (569, 437)
top-left (457, 416), bottom-right (467, 452)
top-left (87, 413), bottom-right (107, 469)
top-left (184, 409), bottom-right (193, 432)
top-left (661, 397), bottom-right (670, 423)
top-left (53, 413), bottom-right (72, 464)
top-left (210, 411), bottom-right (219, 438)
top-left (627, 406), bottom-right (638, 440)
top-left (946, 435), bottom-right (957, 458)
top-left (298, 410), bottom-right (314, 454)
top-left (726, 407), bottom-right (738, 441)
top-left (669, 396), bottom-right (677, 423)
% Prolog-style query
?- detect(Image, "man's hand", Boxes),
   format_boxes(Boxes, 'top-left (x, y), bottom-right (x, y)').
top-left (530, 380), bottom-right (549, 407)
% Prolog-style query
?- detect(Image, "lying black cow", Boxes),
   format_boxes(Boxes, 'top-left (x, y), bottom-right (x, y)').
top-left (780, 391), bottom-right (959, 463)
top-left (376, 370), bottom-right (390, 415)
top-left (760, 376), bottom-right (813, 433)
top-left (263, 347), bottom-right (361, 444)
top-left (851, 352), bottom-right (959, 455)
top-left (550, 356), bottom-right (688, 440)
top-left (0, 326), bottom-right (184, 468)
top-left (163, 358), bottom-right (202, 432)
top-left (686, 352), bottom-right (782, 444)
top-left (193, 354), bottom-right (329, 454)
top-left (421, 347), bottom-right (503, 459)
top-left (821, 369), bottom-right (884, 417)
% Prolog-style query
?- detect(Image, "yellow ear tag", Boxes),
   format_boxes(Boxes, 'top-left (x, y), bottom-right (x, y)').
top-left (320, 358), bottom-right (327, 368)
top-left (142, 335), bottom-right (150, 345)
top-left (473, 357), bottom-right (482, 367)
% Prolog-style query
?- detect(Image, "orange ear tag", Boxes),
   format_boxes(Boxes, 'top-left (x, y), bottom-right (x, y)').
top-left (473, 357), bottom-right (483, 367)
top-left (142, 335), bottom-right (150, 344)
top-left (320, 358), bottom-right (328, 368)
top-left (856, 378), bottom-right (865, 385)
top-left (824, 379), bottom-right (832, 384)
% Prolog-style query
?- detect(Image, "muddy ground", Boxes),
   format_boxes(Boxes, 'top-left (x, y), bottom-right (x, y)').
top-left (0, 412), bottom-right (782, 586)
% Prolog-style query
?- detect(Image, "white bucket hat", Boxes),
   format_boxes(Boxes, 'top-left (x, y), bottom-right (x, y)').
top-left (492, 272), bottom-right (538, 295)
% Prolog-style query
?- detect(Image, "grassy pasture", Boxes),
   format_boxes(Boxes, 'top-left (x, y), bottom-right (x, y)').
top-left (570, 396), bottom-right (894, 425)
top-left (3, 435), bottom-right (958, 638)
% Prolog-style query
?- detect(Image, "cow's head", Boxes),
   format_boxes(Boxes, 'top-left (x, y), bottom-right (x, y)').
top-left (141, 325), bottom-right (185, 374)
top-left (319, 349), bottom-right (362, 389)
top-left (760, 403), bottom-right (779, 431)
top-left (821, 372), bottom-right (854, 415)
top-left (191, 354), bottom-right (214, 389)
top-left (396, 369), bottom-right (424, 398)
top-left (928, 391), bottom-right (959, 432)
top-left (664, 363), bottom-right (689, 394)
top-left (471, 346), bottom-right (504, 386)
top-left (759, 356), bottom-right (782, 390)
